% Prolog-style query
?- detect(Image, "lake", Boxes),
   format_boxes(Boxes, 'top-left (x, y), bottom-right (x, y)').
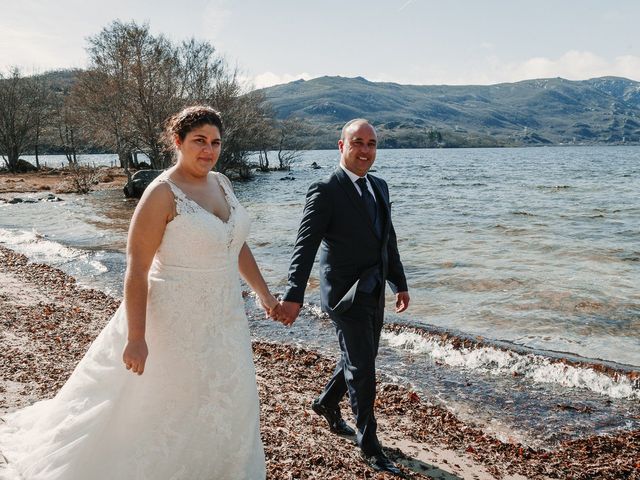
top-left (2, 146), bottom-right (639, 447)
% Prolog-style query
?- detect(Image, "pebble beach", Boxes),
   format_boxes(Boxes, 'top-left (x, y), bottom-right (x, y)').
top-left (1, 245), bottom-right (638, 479)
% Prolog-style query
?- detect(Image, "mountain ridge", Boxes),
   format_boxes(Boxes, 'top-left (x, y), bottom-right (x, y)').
top-left (258, 75), bottom-right (640, 148)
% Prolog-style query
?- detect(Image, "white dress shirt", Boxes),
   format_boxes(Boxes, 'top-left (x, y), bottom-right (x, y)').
top-left (339, 163), bottom-right (377, 202)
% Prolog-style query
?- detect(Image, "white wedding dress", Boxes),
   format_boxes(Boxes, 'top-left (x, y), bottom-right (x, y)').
top-left (0, 172), bottom-right (266, 480)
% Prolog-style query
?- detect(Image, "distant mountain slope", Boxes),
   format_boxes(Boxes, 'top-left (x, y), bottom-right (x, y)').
top-left (258, 76), bottom-right (640, 148)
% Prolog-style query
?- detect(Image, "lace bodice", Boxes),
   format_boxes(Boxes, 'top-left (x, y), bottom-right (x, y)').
top-left (153, 171), bottom-right (250, 270)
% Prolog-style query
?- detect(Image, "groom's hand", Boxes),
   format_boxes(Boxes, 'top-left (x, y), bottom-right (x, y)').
top-left (267, 302), bottom-right (283, 321)
top-left (395, 291), bottom-right (410, 313)
top-left (279, 301), bottom-right (301, 326)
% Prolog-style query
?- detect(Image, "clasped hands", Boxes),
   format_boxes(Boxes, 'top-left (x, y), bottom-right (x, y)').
top-left (260, 290), bottom-right (410, 326)
top-left (260, 295), bottom-right (300, 326)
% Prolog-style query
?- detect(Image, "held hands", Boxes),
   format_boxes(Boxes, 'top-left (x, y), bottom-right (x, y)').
top-left (276, 301), bottom-right (301, 326)
top-left (259, 293), bottom-right (281, 320)
top-left (122, 338), bottom-right (148, 375)
top-left (259, 293), bottom-right (300, 326)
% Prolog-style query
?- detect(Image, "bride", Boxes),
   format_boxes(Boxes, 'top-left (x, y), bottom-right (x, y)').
top-left (0, 106), bottom-right (278, 479)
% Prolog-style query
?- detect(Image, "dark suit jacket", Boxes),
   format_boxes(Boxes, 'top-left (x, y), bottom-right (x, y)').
top-left (283, 167), bottom-right (408, 315)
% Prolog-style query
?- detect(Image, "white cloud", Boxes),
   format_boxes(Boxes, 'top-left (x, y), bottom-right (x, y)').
top-left (252, 71), bottom-right (314, 89)
top-left (398, 0), bottom-right (416, 11)
top-left (0, 25), bottom-right (85, 71)
top-left (201, 0), bottom-right (233, 47)
top-left (614, 55), bottom-right (640, 80)
top-left (487, 50), bottom-right (640, 83)
top-left (423, 51), bottom-right (640, 86)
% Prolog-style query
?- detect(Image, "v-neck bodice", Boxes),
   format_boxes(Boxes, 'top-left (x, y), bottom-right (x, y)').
top-left (164, 172), bottom-right (233, 225)
top-left (150, 171), bottom-right (251, 270)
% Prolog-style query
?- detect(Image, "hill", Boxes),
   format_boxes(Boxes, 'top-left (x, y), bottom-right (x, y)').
top-left (258, 76), bottom-right (640, 148)
top-left (14, 71), bottom-right (640, 149)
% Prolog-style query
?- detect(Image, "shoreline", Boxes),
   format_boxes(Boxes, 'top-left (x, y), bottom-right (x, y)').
top-left (0, 166), bottom-right (128, 196)
top-left (1, 245), bottom-right (638, 479)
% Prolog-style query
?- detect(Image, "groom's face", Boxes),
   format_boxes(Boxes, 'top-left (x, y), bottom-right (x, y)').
top-left (339, 122), bottom-right (377, 177)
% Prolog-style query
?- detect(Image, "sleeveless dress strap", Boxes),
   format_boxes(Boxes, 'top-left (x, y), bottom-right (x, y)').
top-left (215, 171), bottom-right (233, 192)
top-left (159, 177), bottom-right (199, 216)
top-left (214, 172), bottom-right (236, 209)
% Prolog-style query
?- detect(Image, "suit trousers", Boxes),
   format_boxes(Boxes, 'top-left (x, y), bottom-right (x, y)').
top-left (318, 290), bottom-right (384, 456)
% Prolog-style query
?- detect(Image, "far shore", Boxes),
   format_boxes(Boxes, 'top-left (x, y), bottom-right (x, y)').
top-left (1, 245), bottom-right (638, 479)
top-left (0, 166), bottom-right (128, 195)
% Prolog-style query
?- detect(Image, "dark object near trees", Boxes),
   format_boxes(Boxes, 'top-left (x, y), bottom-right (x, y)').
top-left (124, 169), bottom-right (163, 198)
top-left (15, 159), bottom-right (38, 173)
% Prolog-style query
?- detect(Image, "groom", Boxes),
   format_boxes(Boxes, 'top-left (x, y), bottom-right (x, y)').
top-left (279, 119), bottom-right (410, 475)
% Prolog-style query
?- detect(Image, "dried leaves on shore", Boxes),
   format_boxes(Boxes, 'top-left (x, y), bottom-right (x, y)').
top-left (254, 342), bottom-right (639, 480)
top-left (0, 246), bottom-right (119, 408)
top-left (1, 246), bottom-right (638, 479)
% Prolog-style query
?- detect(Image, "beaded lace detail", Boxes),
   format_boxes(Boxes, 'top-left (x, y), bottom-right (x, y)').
top-left (162, 173), bottom-right (236, 225)
top-left (155, 172), bottom-right (245, 255)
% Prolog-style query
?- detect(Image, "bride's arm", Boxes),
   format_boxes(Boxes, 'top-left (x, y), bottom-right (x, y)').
top-left (238, 242), bottom-right (279, 316)
top-left (122, 183), bottom-right (174, 375)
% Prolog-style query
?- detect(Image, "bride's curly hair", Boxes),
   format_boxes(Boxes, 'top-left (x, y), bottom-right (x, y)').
top-left (163, 106), bottom-right (224, 155)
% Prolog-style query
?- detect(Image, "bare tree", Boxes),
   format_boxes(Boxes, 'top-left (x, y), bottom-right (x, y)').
top-left (52, 91), bottom-right (84, 166)
top-left (66, 164), bottom-right (100, 194)
top-left (213, 86), bottom-right (273, 177)
top-left (78, 21), bottom-right (270, 172)
top-left (276, 118), bottom-right (307, 170)
top-left (124, 27), bottom-right (182, 168)
top-left (256, 149), bottom-right (270, 172)
top-left (81, 21), bottom-right (176, 169)
top-left (73, 69), bottom-right (137, 177)
top-left (179, 38), bottom-right (224, 102)
top-left (0, 68), bottom-right (41, 172)
top-left (70, 20), bottom-right (273, 179)
top-left (30, 74), bottom-right (55, 169)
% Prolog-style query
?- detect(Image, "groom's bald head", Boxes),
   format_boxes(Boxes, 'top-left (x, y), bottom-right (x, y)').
top-left (340, 119), bottom-right (375, 141)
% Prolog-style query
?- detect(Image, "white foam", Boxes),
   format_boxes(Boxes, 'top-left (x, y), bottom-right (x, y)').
top-left (0, 228), bottom-right (81, 260)
top-left (382, 330), bottom-right (640, 400)
top-left (0, 228), bottom-right (108, 277)
top-left (87, 260), bottom-right (109, 274)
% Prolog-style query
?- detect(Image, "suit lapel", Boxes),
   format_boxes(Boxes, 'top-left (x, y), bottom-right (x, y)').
top-left (368, 174), bottom-right (391, 239)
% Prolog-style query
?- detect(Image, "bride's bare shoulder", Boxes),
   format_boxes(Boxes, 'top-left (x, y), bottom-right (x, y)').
top-left (133, 180), bottom-right (176, 221)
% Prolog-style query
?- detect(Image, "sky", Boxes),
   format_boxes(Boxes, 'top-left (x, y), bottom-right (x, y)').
top-left (2, 0), bottom-right (639, 89)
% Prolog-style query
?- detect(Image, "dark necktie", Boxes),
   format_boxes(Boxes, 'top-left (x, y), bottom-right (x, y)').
top-left (356, 177), bottom-right (377, 223)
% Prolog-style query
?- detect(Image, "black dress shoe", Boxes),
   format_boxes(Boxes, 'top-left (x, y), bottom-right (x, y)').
top-left (311, 400), bottom-right (356, 436)
top-left (360, 451), bottom-right (403, 476)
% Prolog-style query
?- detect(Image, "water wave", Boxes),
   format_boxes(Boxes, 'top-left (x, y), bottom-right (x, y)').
top-left (0, 228), bottom-right (107, 275)
top-left (536, 185), bottom-right (572, 190)
top-left (382, 324), bottom-right (640, 400)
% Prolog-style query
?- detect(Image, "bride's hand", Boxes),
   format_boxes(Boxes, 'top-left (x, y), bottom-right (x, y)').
top-left (259, 293), bottom-right (280, 320)
top-left (122, 339), bottom-right (148, 375)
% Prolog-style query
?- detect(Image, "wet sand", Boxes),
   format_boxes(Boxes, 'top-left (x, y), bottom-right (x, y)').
top-left (1, 245), bottom-right (638, 479)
